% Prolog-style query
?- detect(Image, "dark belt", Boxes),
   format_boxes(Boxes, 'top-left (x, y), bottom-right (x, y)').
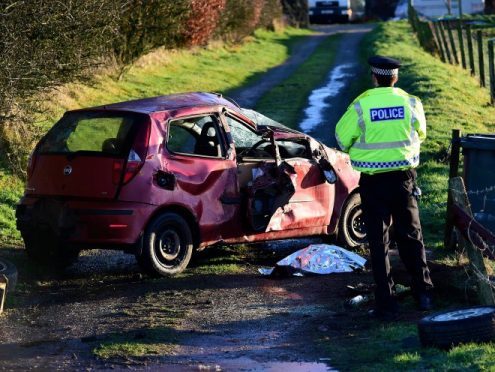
top-left (359, 168), bottom-right (417, 182)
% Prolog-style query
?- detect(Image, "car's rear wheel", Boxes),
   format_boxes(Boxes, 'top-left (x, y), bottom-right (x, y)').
top-left (140, 212), bottom-right (193, 277)
top-left (337, 192), bottom-right (367, 249)
top-left (22, 228), bottom-right (79, 269)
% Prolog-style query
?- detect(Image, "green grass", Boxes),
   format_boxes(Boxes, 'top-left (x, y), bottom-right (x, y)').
top-left (93, 327), bottom-right (179, 360)
top-left (255, 34), bottom-right (341, 128)
top-left (318, 322), bottom-right (495, 371)
top-left (38, 28), bottom-right (313, 130)
top-left (0, 170), bottom-right (23, 245)
top-left (363, 21), bottom-right (495, 249)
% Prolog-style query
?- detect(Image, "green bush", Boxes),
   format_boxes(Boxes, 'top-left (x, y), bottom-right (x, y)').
top-left (0, 0), bottom-right (119, 177)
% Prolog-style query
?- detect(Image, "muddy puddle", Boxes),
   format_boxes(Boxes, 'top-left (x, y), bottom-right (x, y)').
top-left (180, 358), bottom-right (335, 371)
top-left (299, 63), bottom-right (356, 134)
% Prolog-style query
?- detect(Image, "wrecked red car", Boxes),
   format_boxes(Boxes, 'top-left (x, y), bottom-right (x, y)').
top-left (16, 92), bottom-right (365, 276)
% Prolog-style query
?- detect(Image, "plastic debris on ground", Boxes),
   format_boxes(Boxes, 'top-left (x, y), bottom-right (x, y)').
top-left (344, 294), bottom-right (371, 309)
top-left (258, 244), bottom-right (366, 277)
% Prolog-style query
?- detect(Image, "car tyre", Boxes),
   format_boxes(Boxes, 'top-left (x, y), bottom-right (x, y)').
top-left (418, 306), bottom-right (495, 349)
top-left (140, 212), bottom-right (193, 277)
top-left (0, 258), bottom-right (18, 292)
top-left (337, 192), bottom-right (367, 249)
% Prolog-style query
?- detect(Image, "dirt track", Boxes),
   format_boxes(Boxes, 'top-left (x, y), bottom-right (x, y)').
top-left (1, 24), bottom-right (382, 371)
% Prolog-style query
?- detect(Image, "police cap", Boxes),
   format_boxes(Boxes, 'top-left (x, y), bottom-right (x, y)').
top-left (368, 55), bottom-right (401, 76)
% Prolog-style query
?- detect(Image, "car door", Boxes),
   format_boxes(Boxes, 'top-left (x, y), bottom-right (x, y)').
top-left (161, 112), bottom-right (240, 244)
top-left (262, 136), bottom-right (331, 232)
top-left (223, 112), bottom-right (331, 234)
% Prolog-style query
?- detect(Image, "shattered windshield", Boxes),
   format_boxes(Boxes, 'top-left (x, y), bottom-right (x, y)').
top-left (241, 109), bottom-right (289, 130)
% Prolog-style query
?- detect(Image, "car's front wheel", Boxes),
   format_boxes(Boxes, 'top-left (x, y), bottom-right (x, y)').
top-left (337, 192), bottom-right (367, 249)
top-left (139, 212), bottom-right (193, 277)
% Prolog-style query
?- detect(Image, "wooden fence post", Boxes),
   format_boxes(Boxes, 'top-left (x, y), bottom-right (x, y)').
top-left (457, 21), bottom-right (467, 69)
top-left (447, 20), bottom-right (459, 64)
top-left (432, 22), bottom-right (447, 62)
top-left (445, 129), bottom-right (462, 250)
top-left (467, 24), bottom-right (475, 75)
top-left (449, 177), bottom-right (495, 306)
top-left (0, 275), bottom-right (6, 315)
top-left (489, 38), bottom-right (495, 105)
top-left (478, 30), bottom-right (485, 87)
top-left (439, 21), bottom-right (453, 63)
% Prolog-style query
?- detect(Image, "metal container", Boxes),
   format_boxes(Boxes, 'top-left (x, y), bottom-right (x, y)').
top-left (460, 134), bottom-right (495, 232)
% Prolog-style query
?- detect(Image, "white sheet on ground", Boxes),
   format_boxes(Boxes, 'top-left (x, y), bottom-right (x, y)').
top-left (259, 244), bottom-right (366, 276)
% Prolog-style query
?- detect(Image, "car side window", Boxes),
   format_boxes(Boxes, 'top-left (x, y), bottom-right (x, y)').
top-left (167, 115), bottom-right (225, 158)
top-left (275, 139), bottom-right (312, 160)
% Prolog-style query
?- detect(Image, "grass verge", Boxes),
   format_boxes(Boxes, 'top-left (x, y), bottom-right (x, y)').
top-left (318, 322), bottom-right (495, 371)
top-left (255, 34), bottom-right (341, 128)
top-left (364, 21), bottom-right (495, 249)
top-left (38, 28), bottom-right (313, 130)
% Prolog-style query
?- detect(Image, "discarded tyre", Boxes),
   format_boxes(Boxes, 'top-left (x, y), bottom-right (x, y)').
top-left (0, 258), bottom-right (18, 292)
top-left (418, 306), bottom-right (495, 349)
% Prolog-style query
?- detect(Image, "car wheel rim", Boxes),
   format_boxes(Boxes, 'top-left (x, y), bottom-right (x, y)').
top-left (431, 307), bottom-right (495, 322)
top-left (348, 206), bottom-right (366, 243)
top-left (156, 229), bottom-right (181, 262)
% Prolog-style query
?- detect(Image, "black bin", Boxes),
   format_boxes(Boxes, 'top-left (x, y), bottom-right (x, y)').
top-left (460, 134), bottom-right (495, 232)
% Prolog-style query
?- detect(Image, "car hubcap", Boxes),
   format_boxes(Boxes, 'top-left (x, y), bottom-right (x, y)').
top-left (432, 307), bottom-right (495, 322)
top-left (349, 207), bottom-right (366, 242)
top-left (157, 229), bottom-right (181, 261)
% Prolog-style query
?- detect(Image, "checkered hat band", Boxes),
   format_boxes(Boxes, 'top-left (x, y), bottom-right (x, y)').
top-left (371, 66), bottom-right (399, 76)
top-left (351, 155), bottom-right (419, 169)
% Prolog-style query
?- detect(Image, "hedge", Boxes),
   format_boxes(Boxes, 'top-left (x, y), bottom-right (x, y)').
top-left (0, 0), bottom-right (285, 176)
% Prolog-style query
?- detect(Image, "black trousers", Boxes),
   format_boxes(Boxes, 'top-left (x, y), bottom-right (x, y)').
top-left (359, 169), bottom-right (433, 306)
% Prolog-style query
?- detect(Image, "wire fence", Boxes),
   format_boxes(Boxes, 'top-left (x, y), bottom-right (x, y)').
top-left (408, 6), bottom-right (495, 104)
top-left (448, 176), bottom-right (495, 304)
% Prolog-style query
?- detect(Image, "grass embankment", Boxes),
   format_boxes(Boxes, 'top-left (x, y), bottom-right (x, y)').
top-left (318, 21), bottom-right (495, 370)
top-left (255, 35), bottom-right (340, 127)
top-left (367, 22), bottom-right (495, 250)
top-left (0, 27), bottom-right (316, 246)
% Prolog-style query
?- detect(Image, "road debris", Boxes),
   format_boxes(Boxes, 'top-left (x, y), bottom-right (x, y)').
top-left (344, 295), bottom-right (370, 309)
top-left (259, 244), bottom-right (366, 277)
top-left (0, 275), bottom-right (6, 315)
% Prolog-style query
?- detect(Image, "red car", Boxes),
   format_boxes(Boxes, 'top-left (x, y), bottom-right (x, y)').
top-left (16, 92), bottom-right (365, 276)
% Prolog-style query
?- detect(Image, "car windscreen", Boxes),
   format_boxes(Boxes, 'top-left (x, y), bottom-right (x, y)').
top-left (241, 108), bottom-right (288, 130)
top-left (38, 111), bottom-right (145, 157)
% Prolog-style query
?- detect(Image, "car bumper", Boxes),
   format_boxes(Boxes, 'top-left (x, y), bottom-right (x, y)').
top-left (309, 7), bottom-right (349, 21)
top-left (16, 197), bottom-right (154, 246)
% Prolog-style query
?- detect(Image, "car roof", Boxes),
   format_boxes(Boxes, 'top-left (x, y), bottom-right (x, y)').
top-left (72, 92), bottom-right (240, 115)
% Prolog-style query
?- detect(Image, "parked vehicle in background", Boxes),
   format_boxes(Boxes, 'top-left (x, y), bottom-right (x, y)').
top-left (308, 0), bottom-right (364, 23)
top-left (411, 0), bottom-right (484, 18)
top-left (16, 93), bottom-right (365, 277)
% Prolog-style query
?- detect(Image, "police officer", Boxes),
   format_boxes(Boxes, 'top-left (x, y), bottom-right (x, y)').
top-left (335, 55), bottom-right (433, 317)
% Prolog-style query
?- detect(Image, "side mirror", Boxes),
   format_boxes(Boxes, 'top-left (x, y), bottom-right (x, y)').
top-left (318, 157), bottom-right (337, 184)
top-left (323, 169), bottom-right (337, 184)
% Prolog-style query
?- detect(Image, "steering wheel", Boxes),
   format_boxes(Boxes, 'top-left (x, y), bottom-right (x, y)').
top-left (238, 139), bottom-right (272, 158)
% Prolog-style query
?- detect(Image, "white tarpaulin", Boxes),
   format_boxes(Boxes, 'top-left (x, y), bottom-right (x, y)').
top-left (259, 244), bottom-right (366, 276)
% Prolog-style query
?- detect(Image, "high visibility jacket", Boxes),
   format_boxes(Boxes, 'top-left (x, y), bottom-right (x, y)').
top-left (335, 87), bottom-right (426, 175)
